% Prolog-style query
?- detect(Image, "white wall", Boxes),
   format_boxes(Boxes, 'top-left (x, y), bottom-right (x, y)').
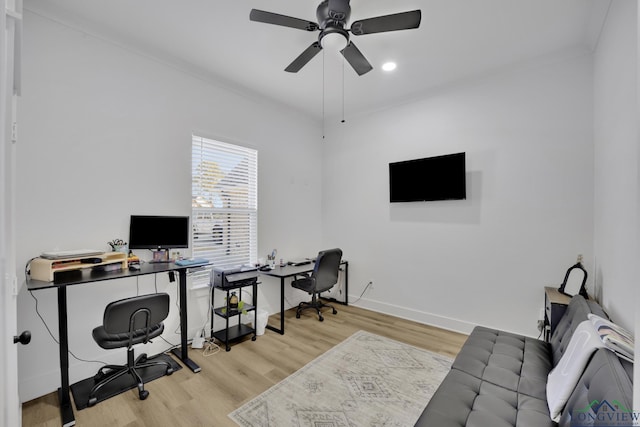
top-left (322, 53), bottom-right (595, 337)
top-left (637, 1), bottom-right (640, 411)
top-left (591, 0), bottom-right (638, 408)
top-left (592, 0), bottom-right (638, 333)
top-left (16, 12), bottom-right (322, 402)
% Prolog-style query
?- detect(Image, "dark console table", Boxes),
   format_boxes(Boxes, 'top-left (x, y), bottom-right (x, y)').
top-left (543, 286), bottom-right (572, 341)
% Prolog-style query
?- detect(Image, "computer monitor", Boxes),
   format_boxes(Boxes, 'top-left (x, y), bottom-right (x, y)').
top-left (128, 215), bottom-right (189, 252)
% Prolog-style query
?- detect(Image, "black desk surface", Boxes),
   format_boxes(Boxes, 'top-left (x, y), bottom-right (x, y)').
top-left (259, 260), bottom-right (348, 278)
top-left (26, 261), bottom-right (208, 291)
top-left (259, 263), bottom-right (315, 278)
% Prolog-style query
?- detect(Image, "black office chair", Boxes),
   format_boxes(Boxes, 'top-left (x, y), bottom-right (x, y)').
top-left (291, 248), bottom-right (343, 321)
top-left (87, 293), bottom-right (173, 407)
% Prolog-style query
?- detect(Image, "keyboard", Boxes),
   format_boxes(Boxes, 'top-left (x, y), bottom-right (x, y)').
top-left (288, 258), bottom-right (317, 266)
top-left (175, 258), bottom-right (209, 266)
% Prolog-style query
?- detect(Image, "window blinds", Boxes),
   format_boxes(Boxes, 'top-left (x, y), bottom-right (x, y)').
top-left (192, 135), bottom-right (257, 284)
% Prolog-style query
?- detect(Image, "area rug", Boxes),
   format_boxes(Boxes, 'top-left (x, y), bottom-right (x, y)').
top-left (229, 330), bottom-right (452, 427)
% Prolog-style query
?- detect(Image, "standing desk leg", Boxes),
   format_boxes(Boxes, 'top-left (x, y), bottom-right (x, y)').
top-left (265, 277), bottom-right (286, 335)
top-left (57, 286), bottom-right (75, 427)
top-left (210, 285), bottom-right (215, 340)
top-left (171, 269), bottom-right (201, 373)
top-left (252, 282), bottom-right (258, 341)
top-left (279, 277), bottom-right (285, 333)
top-left (344, 261), bottom-right (349, 305)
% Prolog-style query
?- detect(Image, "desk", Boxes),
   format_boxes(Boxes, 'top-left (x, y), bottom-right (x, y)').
top-left (26, 261), bottom-right (206, 427)
top-left (260, 260), bottom-right (348, 335)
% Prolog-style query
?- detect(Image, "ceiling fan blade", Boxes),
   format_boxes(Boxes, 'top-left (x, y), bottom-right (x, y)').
top-left (285, 42), bottom-right (323, 73)
top-left (340, 42), bottom-right (373, 76)
top-left (350, 10), bottom-right (421, 36)
top-left (250, 9), bottom-right (319, 31)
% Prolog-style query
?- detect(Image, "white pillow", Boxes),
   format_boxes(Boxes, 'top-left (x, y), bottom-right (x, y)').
top-left (546, 320), bottom-right (604, 422)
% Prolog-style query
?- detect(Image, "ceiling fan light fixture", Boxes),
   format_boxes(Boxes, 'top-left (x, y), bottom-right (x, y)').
top-left (320, 30), bottom-right (348, 51)
top-left (382, 62), bottom-right (397, 72)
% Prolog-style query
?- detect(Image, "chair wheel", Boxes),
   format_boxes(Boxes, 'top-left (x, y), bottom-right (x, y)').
top-left (166, 367), bottom-right (174, 376)
top-left (251, 336), bottom-right (257, 341)
top-left (139, 389), bottom-right (149, 400)
top-left (87, 397), bottom-right (98, 407)
top-left (332, 309), bottom-right (337, 315)
top-left (319, 315), bottom-right (324, 322)
top-left (296, 313), bottom-right (301, 319)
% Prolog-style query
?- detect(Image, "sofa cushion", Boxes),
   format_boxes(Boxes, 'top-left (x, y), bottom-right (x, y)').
top-left (550, 295), bottom-right (608, 365)
top-left (558, 348), bottom-right (633, 427)
top-left (415, 368), bottom-right (555, 427)
top-left (547, 320), bottom-right (605, 421)
top-left (451, 326), bottom-right (552, 400)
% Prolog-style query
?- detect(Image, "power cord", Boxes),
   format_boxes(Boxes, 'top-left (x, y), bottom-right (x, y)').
top-left (202, 337), bottom-right (220, 357)
top-left (159, 336), bottom-right (179, 351)
top-left (200, 285), bottom-right (221, 357)
top-left (28, 290), bottom-right (108, 366)
top-left (25, 258), bottom-right (108, 365)
top-left (349, 281), bottom-right (373, 304)
top-left (173, 279), bottom-right (182, 335)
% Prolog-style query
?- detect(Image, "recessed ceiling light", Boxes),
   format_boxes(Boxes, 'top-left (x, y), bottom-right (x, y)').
top-left (382, 62), bottom-right (397, 72)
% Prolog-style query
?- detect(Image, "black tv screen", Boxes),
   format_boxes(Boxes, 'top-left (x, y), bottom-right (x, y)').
top-left (129, 215), bottom-right (189, 249)
top-left (389, 152), bottom-right (466, 202)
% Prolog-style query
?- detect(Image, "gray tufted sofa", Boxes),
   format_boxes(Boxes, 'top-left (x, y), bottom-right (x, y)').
top-left (416, 295), bottom-right (633, 427)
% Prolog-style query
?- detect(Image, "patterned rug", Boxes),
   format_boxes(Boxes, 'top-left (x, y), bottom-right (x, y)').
top-left (229, 330), bottom-right (452, 427)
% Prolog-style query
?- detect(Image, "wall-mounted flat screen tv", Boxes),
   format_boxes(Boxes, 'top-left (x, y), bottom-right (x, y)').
top-left (389, 152), bottom-right (466, 202)
top-left (129, 215), bottom-right (190, 250)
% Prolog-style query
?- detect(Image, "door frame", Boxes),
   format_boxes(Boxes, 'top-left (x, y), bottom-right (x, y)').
top-left (1, 0), bottom-right (22, 425)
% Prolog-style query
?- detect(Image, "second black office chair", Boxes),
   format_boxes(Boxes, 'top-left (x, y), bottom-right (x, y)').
top-left (291, 248), bottom-right (343, 321)
top-left (88, 293), bottom-right (173, 407)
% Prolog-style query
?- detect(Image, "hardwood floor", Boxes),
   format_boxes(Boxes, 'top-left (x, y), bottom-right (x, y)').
top-left (22, 304), bottom-right (467, 427)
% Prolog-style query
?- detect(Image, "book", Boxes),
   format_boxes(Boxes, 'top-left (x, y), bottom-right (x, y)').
top-left (588, 313), bottom-right (634, 362)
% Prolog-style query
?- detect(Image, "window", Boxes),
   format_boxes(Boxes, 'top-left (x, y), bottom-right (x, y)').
top-left (192, 135), bottom-right (257, 283)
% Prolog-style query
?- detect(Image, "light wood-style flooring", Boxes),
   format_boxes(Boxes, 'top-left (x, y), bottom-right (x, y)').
top-left (22, 304), bottom-right (467, 427)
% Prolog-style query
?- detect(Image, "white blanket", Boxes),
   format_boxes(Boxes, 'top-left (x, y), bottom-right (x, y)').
top-left (546, 320), bottom-right (604, 422)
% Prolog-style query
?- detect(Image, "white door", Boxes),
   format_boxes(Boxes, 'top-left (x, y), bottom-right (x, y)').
top-left (1, 0), bottom-right (22, 426)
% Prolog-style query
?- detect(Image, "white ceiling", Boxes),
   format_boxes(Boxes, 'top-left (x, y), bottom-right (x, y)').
top-left (24, 0), bottom-right (607, 121)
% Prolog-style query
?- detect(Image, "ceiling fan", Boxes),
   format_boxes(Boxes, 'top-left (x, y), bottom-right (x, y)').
top-left (249, 0), bottom-right (421, 76)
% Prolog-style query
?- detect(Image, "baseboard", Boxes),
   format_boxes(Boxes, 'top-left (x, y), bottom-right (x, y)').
top-left (350, 295), bottom-right (477, 336)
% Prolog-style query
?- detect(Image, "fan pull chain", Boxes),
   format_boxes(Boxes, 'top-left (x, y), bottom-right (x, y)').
top-left (341, 55), bottom-right (346, 123)
top-left (322, 50), bottom-right (325, 139)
